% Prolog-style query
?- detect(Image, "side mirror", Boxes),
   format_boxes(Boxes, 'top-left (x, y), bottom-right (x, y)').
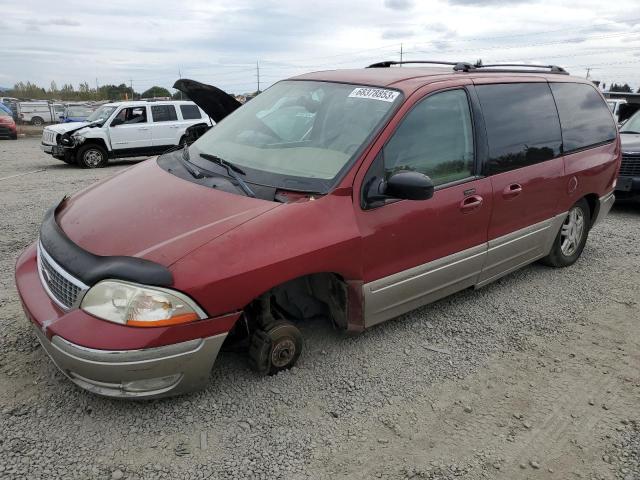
top-left (385, 171), bottom-right (435, 200)
top-left (365, 170), bottom-right (434, 207)
top-left (111, 118), bottom-right (123, 127)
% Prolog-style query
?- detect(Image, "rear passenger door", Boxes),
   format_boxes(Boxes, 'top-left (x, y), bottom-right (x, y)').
top-left (150, 104), bottom-right (180, 148)
top-left (473, 81), bottom-right (565, 285)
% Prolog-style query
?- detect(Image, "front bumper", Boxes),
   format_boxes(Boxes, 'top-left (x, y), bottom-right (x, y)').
top-left (41, 143), bottom-right (65, 156)
top-left (615, 176), bottom-right (640, 195)
top-left (31, 323), bottom-right (226, 399)
top-left (16, 243), bottom-right (239, 399)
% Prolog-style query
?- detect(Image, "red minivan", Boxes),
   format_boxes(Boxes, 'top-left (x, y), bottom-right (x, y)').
top-left (15, 61), bottom-right (619, 398)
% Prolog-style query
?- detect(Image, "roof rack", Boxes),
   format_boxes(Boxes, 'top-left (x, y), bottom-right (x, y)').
top-left (366, 60), bottom-right (569, 75)
top-left (367, 60), bottom-right (473, 71)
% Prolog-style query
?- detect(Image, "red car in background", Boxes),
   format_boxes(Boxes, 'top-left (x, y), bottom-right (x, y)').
top-left (0, 107), bottom-right (17, 139)
top-left (15, 61), bottom-right (620, 399)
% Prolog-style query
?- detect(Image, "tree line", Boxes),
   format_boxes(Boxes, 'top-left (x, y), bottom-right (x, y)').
top-left (6, 81), bottom-right (181, 101)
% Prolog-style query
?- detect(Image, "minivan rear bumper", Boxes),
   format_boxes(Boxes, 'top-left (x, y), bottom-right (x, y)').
top-left (593, 191), bottom-right (615, 226)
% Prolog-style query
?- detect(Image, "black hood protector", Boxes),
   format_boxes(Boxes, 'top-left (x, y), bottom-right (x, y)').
top-left (173, 78), bottom-right (242, 123)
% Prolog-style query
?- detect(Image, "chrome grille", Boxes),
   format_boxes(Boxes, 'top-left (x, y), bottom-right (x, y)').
top-left (37, 243), bottom-right (88, 309)
top-left (620, 154), bottom-right (640, 177)
top-left (42, 129), bottom-right (56, 145)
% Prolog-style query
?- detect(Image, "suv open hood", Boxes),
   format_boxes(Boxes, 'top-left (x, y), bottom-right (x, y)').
top-left (173, 78), bottom-right (242, 123)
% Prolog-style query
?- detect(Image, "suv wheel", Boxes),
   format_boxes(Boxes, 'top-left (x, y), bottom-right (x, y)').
top-left (541, 198), bottom-right (590, 268)
top-left (77, 144), bottom-right (108, 168)
top-left (30, 117), bottom-right (44, 126)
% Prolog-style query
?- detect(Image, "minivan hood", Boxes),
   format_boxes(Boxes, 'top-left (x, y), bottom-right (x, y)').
top-left (173, 78), bottom-right (242, 123)
top-left (620, 132), bottom-right (640, 153)
top-left (56, 158), bottom-right (279, 266)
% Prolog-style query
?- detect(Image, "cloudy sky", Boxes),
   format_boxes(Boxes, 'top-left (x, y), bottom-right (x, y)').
top-left (2, 0), bottom-right (640, 94)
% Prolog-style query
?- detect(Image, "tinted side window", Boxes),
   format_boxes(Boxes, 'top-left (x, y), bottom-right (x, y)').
top-left (180, 104), bottom-right (201, 120)
top-left (550, 83), bottom-right (616, 153)
top-left (151, 105), bottom-right (178, 122)
top-left (476, 83), bottom-right (562, 174)
top-left (383, 89), bottom-right (474, 186)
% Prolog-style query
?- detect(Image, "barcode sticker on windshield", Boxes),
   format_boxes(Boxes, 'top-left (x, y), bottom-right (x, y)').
top-left (348, 87), bottom-right (400, 102)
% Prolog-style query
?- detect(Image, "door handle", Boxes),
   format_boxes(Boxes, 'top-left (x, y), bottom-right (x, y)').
top-left (502, 183), bottom-right (523, 199)
top-left (169, 125), bottom-right (180, 129)
top-left (460, 195), bottom-right (483, 213)
top-left (138, 127), bottom-right (150, 130)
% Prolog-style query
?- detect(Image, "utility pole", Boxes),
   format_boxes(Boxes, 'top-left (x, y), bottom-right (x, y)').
top-left (129, 78), bottom-right (134, 100)
top-left (256, 61), bottom-right (260, 93)
top-left (95, 78), bottom-right (99, 99)
top-left (586, 67), bottom-right (591, 79)
top-left (178, 68), bottom-right (183, 99)
top-left (400, 43), bottom-right (403, 65)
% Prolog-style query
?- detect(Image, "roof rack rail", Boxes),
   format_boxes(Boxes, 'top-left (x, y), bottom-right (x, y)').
top-left (366, 60), bottom-right (569, 75)
top-left (475, 63), bottom-right (568, 74)
top-left (367, 60), bottom-right (473, 71)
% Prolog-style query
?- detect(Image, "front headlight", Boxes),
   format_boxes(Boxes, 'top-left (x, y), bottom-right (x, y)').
top-left (80, 280), bottom-right (206, 327)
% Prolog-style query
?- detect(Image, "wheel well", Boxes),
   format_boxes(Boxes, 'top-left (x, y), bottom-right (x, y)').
top-left (244, 273), bottom-right (349, 332)
top-left (79, 138), bottom-right (108, 151)
top-left (583, 193), bottom-right (599, 226)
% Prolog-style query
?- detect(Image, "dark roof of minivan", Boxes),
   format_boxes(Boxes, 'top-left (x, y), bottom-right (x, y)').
top-left (292, 67), bottom-right (591, 96)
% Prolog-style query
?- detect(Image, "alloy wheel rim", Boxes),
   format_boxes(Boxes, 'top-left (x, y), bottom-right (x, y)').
top-left (560, 206), bottom-right (585, 256)
top-left (84, 149), bottom-right (103, 167)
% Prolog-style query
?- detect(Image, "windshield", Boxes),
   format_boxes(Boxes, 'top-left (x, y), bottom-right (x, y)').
top-left (620, 111), bottom-right (640, 132)
top-left (190, 80), bottom-right (402, 192)
top-left (0, 109), bottom-right (10, 117)
top-left (86, 105), bottom-right (117, 124)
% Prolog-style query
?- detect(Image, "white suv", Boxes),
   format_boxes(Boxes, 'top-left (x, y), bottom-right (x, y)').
top-left (40, 100), bottom-right (212, 168)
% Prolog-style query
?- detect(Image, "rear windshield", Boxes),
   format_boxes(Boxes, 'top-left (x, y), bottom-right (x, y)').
top-left (190, 80), bottom-right (402, 192)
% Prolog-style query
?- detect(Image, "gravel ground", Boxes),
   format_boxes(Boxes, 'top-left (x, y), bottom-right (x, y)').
top-left (0, 137), bottom-right (638, 480)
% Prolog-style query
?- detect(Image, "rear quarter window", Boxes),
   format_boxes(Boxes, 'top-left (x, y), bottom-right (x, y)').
top-left (476, 83), bottom-right (562, 175)
top-left (151, 105), bottom-right (178, 122)
top-left (180, 104), bottom-right (201, 120)
top-left (549, 83), bottom-right (617, 153)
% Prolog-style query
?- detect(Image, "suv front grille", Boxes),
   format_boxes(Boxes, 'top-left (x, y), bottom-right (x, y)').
top-left (37, 242), bottom-right (88, 310)
top-left (42, 130), bottom-right (56, 144)
top-left (620, 154), bottom-right (640, 176)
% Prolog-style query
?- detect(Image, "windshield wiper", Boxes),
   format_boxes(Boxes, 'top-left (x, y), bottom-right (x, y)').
top-left (199, 152), bottom-right (256, 198)
top-left (620, 130), bottom-right (640, 134)
top-left (181, 145), bottom-right (208, 179)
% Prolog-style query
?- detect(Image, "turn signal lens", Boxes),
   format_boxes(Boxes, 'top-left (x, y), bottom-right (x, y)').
top-left (81, 280), bottom-right (205, 327)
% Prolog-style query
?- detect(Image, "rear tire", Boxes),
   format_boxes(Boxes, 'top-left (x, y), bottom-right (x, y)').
top-left (249, 321), bottom-right (303, 375)
top-left (541, 198), bottom-right (590, 268)
top-left (76, 144), bottom-right (108, 168)
top-left (31, 117), bottom-right (44, 126)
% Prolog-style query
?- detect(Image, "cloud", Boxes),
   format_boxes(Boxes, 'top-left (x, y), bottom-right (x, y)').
top-left (1, 0), bottom-right (640, 94)
top-left (50, 18), bottom-right (82, 27)
top-left (382, 28), bottom-right (415, 39)
top-left (384, 0), bottom-right (414, 10)
top-left (448, 0), bottom-right (534, 5)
